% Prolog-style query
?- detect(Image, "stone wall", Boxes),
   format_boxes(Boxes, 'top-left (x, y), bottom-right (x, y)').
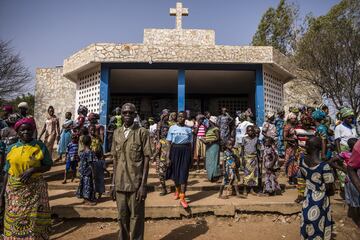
top-left (143, 29), bottom-right (215, 46)
top-left (63, 43), bottom-right (274, 78)
top-left (34, 67), bottom-right (76, 135)
top-left (283, 79), bottom-right (322, 112)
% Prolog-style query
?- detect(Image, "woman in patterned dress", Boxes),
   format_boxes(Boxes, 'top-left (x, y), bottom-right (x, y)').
top-left (284, 112), bottom-right (298, 185)
top-left (241, 125), bottom-right (260, 196)
top-left (0, 118), bottom-right (53, 239)
top-left (39, 106), bottom-right (60, 157)
top-left (300, 136), bottom-right (335, 240)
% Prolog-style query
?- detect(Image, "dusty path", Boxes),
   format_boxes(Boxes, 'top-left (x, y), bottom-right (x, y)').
top-left (51, 212), bottom-right (360, 240)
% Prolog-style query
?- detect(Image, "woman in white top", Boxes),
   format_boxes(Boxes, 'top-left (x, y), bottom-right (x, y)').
top-left (335, 108), bottom-right (358, 152)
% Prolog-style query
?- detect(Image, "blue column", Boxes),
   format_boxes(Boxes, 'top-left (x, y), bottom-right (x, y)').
top-left (255, 64), bottom-right (264, 126)
top-left (178, 69), bottom-right (185, 112)
top-left (99, 64), bottom-right (110, 150)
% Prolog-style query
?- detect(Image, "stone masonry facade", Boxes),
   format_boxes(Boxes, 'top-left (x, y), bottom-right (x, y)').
top-left (35, 27), bottom-right (296, 131)
top-left (34, 67), bottom-right (76, 133)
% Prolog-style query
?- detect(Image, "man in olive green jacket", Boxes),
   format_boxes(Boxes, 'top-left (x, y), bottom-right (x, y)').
top-left (111, 103), bottom-right (151, 240)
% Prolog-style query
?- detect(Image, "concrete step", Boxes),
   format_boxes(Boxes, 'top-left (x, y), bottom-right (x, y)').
top-left (47, 175), bottom-right (295, 192)
top-left (49, 189), bottom-right (346, 219)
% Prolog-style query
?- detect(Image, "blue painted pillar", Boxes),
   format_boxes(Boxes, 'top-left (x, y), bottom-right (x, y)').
top-left (99, 64), bottom-right (110, 150)
top-left (178, 69), bottom-right (185, 112)
top-left (255, 64), bottom-right (264, 126)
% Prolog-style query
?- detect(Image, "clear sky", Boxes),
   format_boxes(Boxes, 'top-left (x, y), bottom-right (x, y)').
top-left (0, 0), bottom-right (340, 93)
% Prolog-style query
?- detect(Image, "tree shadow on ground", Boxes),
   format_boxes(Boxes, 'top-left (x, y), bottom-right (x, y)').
top-left (159, 219), bottom-right (209, 240)
top-left (50, 217), bottom-right (87, 240)
top-left (187, 190), bottom-right (216, 204)
top-left (89, 232), bottom-right (118, 240)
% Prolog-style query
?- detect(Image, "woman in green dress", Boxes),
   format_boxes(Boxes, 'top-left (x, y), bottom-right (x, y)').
top-left (202, 116), bottom-right (221, 181)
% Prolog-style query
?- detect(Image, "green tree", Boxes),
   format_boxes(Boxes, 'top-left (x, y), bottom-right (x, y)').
top-left (252, 0), bottom-right (299, 55)
top-left (296, 0), bottom-right (360, 115)
top-left (0, 93), bottom-right (34, 116)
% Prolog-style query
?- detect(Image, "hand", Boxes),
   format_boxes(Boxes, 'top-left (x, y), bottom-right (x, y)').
top-left (20, 168), bottom-right (35, 183)
top-left (136, 185), bottom-right (147, 202)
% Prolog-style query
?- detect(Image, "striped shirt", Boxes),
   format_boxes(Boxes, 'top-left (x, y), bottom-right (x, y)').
top-left (197, 124), bottom-right (207, 137)
top-left (67, 142), bottom-right (79, 162)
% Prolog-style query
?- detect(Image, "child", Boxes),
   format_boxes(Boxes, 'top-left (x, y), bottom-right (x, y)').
top-left (78, 127), bottom-right (89, 154)
top-left (89, 124), bottom-right (105, 200)
top-left (219, 139), bottom-right (242, 199)
top-left (151, 125), bottom-right (170, 196)
top-left (263, 138), bottom-right (281, 195)
top-left (63, 134), bottom-right (79, 184)
top-left (76, 135), bottom-right (97, 205)
top-left (57, 112), bottom-right (73, 162)
top-left (241, 125), bottom-right (260, 196)
top-left (194, 115), bottom-right (207, 173)
top-left (299, 136), bottom-right (334, 239)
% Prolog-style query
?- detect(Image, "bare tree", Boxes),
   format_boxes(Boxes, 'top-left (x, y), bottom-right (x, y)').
top-left (0, 40), bottom-right (31, 99)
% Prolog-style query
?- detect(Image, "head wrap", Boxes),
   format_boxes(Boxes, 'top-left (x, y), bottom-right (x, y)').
top-left (78, 105), bottom-right (88, 116)
top-left (18, 102), bottom-right (29, 109)
top-left (312, 110), bottom-right (326, 121)
top-left (266, 112), bottom-right (275, 120)
top-left (209, 116), bottom-right (217, 124)
top-left (161, 109), bottom-right (169, 115)
top-left (2, 105), bottom-right (13, 113)
top-left (300, 114), bottom-right (314, 126)
top-left (196, 114), bottom-right (205, 121)
top-left (87, 112), bottom-right (99, 121)
top-left (277, 109), bottom-right (285, 115)
top-left (14, 117), bottom-right (36, 131)
top-left (238, 113), bottom-right (246, 121)
top-left (340, 107), bottom-right (354, 119)
top-left (286, 112), bottom-right (297, 120)
top-left (289, 106), bottom-right (300, 114)
top-left (244, 108), bottom-right (253, 117)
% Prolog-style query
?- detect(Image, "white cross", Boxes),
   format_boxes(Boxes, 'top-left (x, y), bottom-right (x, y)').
top-left (170, 2), bottom-right (189, 29)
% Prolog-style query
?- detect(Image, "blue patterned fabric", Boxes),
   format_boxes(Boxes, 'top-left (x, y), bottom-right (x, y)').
top-left (300, 158), bottom-right (334, 240)
top-left (76, 150), bottom-right (96, 201)
top-left (275, 117), bottom-right (285, 156)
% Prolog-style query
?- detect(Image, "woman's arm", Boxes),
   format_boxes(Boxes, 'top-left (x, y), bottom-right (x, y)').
top-left (347, 166), bottom-right (360, 193)
top-left (20, 165), bottom-right (51, 184)
top-left (39, 123), bottom-right (46, 140)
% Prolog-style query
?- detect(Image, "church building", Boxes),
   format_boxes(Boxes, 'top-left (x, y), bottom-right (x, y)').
top-left (34, 2), bottom-right (296, 129)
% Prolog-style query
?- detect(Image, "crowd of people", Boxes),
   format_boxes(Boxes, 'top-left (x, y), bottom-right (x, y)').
top-left (0, 101), bottom-right (360, 239)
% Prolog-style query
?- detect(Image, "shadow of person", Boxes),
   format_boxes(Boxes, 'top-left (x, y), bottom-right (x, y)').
top-left (159, 219), bottom-right (209, 240)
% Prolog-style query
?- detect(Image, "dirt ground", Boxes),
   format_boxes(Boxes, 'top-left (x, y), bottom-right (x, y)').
top-left (51, 212), bottom-right (360, 240)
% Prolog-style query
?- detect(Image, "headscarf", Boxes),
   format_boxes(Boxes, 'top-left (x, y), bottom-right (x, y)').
top-left (78, 105), bottom-right (88, 116)
top-left (18, 102), bottom-right (29, 109)
top-left (87, 112), bottom-right (99, 121)
top-left (196, 114), bottom-right (205, 121)
top-left (340, 107), bottom-right (354, 119)
top-left (266, 111), bottom-right (275, 120)
top-left (289, 106), bottom-right (299, 114)
top-left (14, 117), bottom-right (36, 131)
top-left (311, 110), bottom-right (326, 121)
top-left (209, 116), bottom-right (217, 124)
top-left (160, 109), bottom-right (169, 120)
top-left (286, 112), bottom-right (297, 121)
top-left (2, 105), bottom-right (13, 114)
